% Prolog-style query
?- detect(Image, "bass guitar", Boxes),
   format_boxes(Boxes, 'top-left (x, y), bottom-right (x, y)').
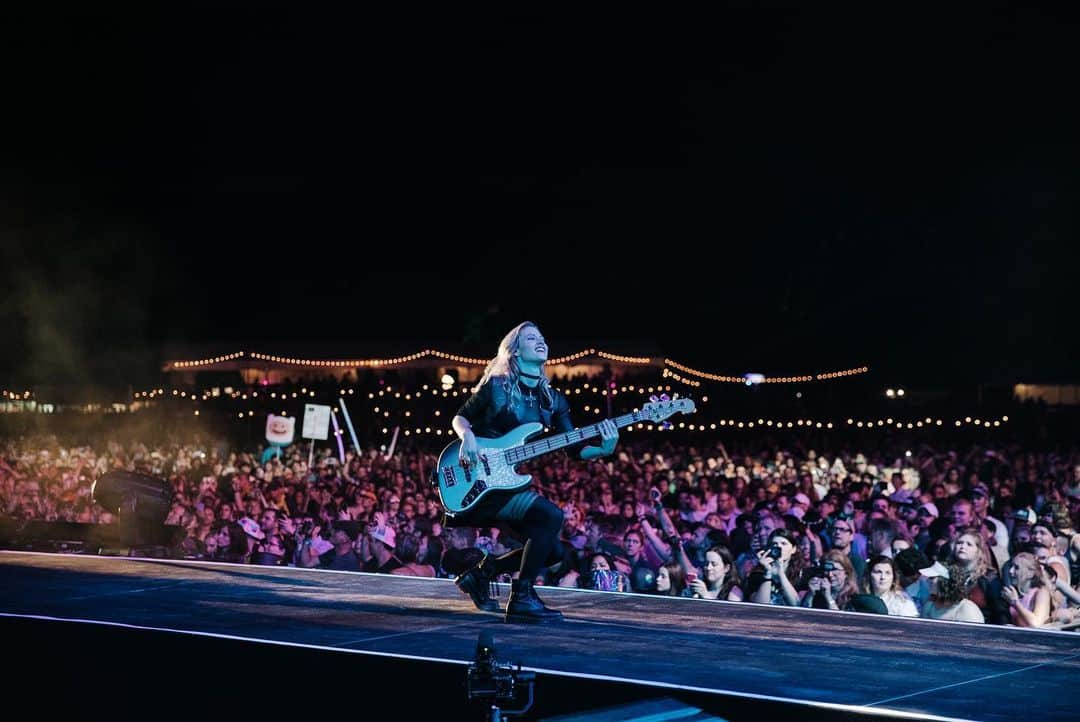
top-left (433, 395), bottom-right (695, 516)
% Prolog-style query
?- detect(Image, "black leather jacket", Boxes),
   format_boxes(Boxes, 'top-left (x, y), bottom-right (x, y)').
top-left (456, 375), bottom-right (574, 438)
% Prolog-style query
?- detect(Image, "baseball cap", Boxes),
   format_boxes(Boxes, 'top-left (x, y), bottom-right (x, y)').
top-left (918, 502), bottom-right (940, 519)
top-left (919, 561), bottom-right (949, 579)
top-left (894, 548), bottom-right (931, 577)
top-left (1013, 507), bottom-right (1037, 525)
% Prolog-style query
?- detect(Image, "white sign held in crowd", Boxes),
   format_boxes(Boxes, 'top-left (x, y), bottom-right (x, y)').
top-left (302, 404), bottom-right (331, 440)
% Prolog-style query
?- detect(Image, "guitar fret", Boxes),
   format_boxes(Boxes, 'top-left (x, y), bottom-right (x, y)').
top-left (441, 402), bottom-right (692, 515)
top-left (502, 410), bottom-right (653, 466)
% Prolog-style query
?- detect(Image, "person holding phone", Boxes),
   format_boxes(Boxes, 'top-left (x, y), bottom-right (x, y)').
top-left (748, 528), bottom-right (803, 605)
top-left (687, 545), bottom-right (743, 601)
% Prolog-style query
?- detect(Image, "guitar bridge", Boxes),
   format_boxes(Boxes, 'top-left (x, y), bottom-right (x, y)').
top-left (442, 466), bottom-right (456, 488)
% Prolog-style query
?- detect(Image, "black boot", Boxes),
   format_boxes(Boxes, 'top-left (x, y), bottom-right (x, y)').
top-left (455, 555), bottom-right (500, 612)
top-left (504, 579), bottom-right (563, 623)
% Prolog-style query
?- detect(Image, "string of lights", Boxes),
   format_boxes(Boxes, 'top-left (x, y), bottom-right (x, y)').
top-left (661, 368), bottom-right (702, 387)
top-left (664, 359), bottom-right (869, 384)
top-left (167, 349), bottom-right (871, 381)
top-left (130, 381), bottom-right (1014, 435)
top-left (136, 382), bottom-right (689, 403)
top-left (165, 348), bottom-right (656, 370)
top-left (355, 414), bottom-right (1011, 436)
top-left (170, 352), bottom-right (246, 369)
top-left (175, 387), bottom-right (1010, 434)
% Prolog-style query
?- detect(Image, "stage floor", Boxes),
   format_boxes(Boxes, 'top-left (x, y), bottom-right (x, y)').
top-left (1, 550), bottom-right (1077, 721)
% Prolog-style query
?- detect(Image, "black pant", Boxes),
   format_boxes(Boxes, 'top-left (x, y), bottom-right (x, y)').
top-left (490, 496), bottom-right (565, 580)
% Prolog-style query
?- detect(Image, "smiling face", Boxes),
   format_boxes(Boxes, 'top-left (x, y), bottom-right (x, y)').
top-left (515, 325), bottom-right (548, 364)
top-left (1030, 524), bottom-right (1055, 550)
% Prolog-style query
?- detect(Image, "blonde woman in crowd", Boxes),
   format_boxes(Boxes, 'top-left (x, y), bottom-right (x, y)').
top-left (947, 527), bottom-right (1007, 623)
top-left (1000, 552), bottom-right (1053, 627)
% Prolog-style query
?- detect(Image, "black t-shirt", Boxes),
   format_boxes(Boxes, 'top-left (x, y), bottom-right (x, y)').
top-left (361, 555), bottom-right (403, 574)
top-left (447, 376), bottom-right (583, 524)
top-left (456, 376), bottom-right (575, 439)
top-left (319, 547), bottom-right (362, 571)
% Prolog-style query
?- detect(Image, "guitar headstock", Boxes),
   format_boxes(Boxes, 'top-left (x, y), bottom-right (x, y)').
top-left (640, 395), bottom-right (696, 422)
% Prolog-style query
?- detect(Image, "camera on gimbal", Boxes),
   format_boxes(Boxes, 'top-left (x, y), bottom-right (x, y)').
top-left (467, 632), bottom-right (535, 720)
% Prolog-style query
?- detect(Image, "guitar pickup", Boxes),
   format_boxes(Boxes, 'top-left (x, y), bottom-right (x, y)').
top-left (461, 479), bottom-right (488, 506)
top-left (479, 454), bottom-right (491, 475)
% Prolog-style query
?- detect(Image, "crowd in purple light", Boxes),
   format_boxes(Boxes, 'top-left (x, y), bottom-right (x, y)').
top-left (2, 429), bottom-right (1078, 628)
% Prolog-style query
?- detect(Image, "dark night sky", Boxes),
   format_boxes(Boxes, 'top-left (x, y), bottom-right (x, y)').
top-left (1, 6), bottom-right (1077, 388)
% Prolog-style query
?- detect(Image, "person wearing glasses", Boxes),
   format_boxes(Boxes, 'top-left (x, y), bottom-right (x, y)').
top-left (829, 516), bottom-right (867, 580)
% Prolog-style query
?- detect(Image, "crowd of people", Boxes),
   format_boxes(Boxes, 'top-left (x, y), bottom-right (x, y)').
top-left (2, 429), bottom-right (1079, 629)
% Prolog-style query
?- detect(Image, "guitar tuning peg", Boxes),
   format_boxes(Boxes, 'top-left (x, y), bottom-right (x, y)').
top-left (649, 395), bottom-right (658, 403)
top-left (660, 393), bottom-right (670, 402)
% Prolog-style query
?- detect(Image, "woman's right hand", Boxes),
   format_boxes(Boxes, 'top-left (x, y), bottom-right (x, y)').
top-left (460, 430), bottom-right (479, 467)
top-left (756, 549), bottom-right (781, 579)
top-left (689, 578), bottom-right (712, 599)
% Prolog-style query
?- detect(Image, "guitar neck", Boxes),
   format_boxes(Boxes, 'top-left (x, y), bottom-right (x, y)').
top-left (505, 411), bottom-right (644, 464)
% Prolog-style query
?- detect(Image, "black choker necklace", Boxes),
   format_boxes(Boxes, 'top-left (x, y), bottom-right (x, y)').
top-left (519, 370), bottom-right (542, 380)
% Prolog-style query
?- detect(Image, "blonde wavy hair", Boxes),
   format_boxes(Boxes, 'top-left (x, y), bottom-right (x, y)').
top-left (947, 527), bottom-right (995, 588)
top-left (473, 321), bottom-right (553, 410)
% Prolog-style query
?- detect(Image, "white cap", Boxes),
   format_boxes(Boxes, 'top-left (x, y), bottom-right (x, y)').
top-left (919, 561), bottom-right (949, 579)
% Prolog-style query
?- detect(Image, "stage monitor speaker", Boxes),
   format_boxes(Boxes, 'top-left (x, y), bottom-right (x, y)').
top-left (91, 470), bottom-right (172, 546)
